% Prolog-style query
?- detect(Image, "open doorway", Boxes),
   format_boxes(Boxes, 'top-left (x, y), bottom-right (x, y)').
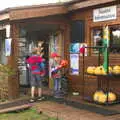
top-left (18, 22), bottom-right (64, 94)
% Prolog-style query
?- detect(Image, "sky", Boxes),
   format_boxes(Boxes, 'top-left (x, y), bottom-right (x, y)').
top-left (0, 0), bottom-right (61, 10)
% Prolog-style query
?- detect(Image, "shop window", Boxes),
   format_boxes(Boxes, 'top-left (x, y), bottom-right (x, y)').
top-left (93, 29), bottom-right (103, 53)
top-left (93, 29), bottom-right (102, 47)
top-left (110, 28), bottom-right (120, 54)
top-left (93, 27), bottom-right (120, 54)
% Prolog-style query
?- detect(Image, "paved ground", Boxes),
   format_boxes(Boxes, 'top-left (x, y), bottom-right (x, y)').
top-left (33, 101), bottom-right (120, 120)
top-left (25, 88), bottom-right (120, 120)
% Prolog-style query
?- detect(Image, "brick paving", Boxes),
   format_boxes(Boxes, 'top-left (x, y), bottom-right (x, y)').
top-left (33, 101), bottom-right (120, 120)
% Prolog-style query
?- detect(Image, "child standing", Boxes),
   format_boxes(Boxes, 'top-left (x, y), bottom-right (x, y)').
top-left (51, 53), bottom-right (63, 98)
top-left (26, 47), bottom-right (45, 102)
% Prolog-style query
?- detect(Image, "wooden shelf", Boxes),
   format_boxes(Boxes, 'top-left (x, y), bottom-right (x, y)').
top-left (83, 46), bottom-right (120, 105)
top-left (86, 73), bottom-right (120, 77)
top-left (84, 97), bottom-right (120, 105)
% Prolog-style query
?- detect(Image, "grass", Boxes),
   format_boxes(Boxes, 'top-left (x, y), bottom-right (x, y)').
top-left (0, 108), bottom-right (57, 120)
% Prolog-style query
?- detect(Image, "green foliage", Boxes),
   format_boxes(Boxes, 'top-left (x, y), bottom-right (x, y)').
top-left (0, 64), bottom-right (16, 79)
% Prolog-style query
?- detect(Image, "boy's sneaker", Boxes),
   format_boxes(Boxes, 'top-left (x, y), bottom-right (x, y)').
top-left (37, 96), bottom-right (45, 101)
top-left (29, 98), bottom-right (35, 103)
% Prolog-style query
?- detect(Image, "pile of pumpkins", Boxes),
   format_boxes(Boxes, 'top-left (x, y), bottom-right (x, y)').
top-left (87, 65), bottom-right (120, 75)
top-left (93, 90), bottom-right (117, 103)
top-left (112, 66), bottom-right (120, 74)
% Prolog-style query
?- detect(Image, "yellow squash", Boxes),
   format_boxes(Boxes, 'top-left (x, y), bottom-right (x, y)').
top-left (107, 92), bottom-right (117, 102)
top-left (93, 90), bottom-right (106, 103)
top-left (87, 66), bottom-right (95, 74)
top-left (112, 66), bottom-right (120, 74)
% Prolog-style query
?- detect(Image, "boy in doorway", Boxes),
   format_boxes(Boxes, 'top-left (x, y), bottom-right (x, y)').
top-left (26, 47), bottom-right (45, 102)
top-left (51, 52), bottom-right (63, 98)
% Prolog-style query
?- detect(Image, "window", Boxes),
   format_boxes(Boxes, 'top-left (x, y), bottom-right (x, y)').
top-left (93, 29), bottom-right (103, 47)
top-left (69, 20), bottom-right (85, 75)
top-left (110, 27), bottom-right (120, 54)
top-left (71, 20), bottom-right (85, 43)
top-left (93, 28), bottom-right (103, 53)
top-left (92, 26), bottom-right (120, 54)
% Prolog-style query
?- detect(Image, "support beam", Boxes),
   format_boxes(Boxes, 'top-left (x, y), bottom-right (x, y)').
top-left (8, 24), bottom-right (20, 99)
top-left (10, 6), bottom-right (68, 20)
top-left (68, 0), bottom-right (116, 11)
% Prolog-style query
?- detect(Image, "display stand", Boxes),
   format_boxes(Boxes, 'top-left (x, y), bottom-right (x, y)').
top-left (82, 46), bottom-right (120, 105)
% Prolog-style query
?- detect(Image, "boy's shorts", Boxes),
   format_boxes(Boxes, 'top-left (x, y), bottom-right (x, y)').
top-left (31, 74), bottom-right (43, 87)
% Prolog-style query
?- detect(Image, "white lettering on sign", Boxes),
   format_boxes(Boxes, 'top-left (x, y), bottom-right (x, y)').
top-left (93, 6), bottom-right (117, 22)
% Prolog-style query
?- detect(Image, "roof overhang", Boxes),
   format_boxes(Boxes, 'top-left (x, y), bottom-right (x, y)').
top-left (68, 0), bottom-right (116, 11)
top-left (9, 4), bottom-right (68, 21)
top-left (0, 13), bottom-right (9, 21)
top-left (0, 0), bottom-right (117, 21)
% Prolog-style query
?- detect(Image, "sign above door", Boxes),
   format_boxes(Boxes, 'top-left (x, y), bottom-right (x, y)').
top-left (93, 5), bottom-right (117, 22)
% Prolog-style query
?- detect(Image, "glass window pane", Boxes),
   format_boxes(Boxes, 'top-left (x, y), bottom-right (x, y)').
top-left (110, 27), bottom-right (120, 54)
top-left (93, 29), bottom-right (102, 47)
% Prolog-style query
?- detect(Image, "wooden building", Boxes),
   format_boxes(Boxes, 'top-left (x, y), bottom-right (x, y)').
top-left (68, 0), bottom-right (120, 102)
top-left (0, 2), bottom-right (70, 99)
top-left (0, 0), bottom-right (120, 102)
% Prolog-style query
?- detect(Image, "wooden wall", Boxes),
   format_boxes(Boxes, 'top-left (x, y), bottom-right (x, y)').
top-left (10, 5), bottom-right (67, 21)
top-left (67, 2), bottom-right (120, 98)
top-left (9, 15), bottom-right (70, 98)
top-left (7, 2), bottom-right (120, 99)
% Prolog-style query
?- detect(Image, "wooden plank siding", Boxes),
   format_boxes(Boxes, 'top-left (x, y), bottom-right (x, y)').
top-left (9, 6), bottom-right (68, 20)
top-left (68, 0), bottom-right (116, 11)
top-left (87, 5), bottom-right (120, 28)
top-left (9, 15), bottom-right (70, 99)
top-left (68, 56), bottom-right (98, 95)
top-left (68, 55), bottom-right (120, 98)
top-left (10, 15), bottom-right (69, 27)
top-left (68, 2), bottom-right (120, 98)
top-left (0, 0), bottom-right (120, 99)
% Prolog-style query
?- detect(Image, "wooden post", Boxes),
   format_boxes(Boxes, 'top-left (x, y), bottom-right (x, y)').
top-left (8, 23), bottom-right (20, 99)
top-left (63, 24), bottom-right (70, 63)
top-left (63, 24), bottom-right (71, 93)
